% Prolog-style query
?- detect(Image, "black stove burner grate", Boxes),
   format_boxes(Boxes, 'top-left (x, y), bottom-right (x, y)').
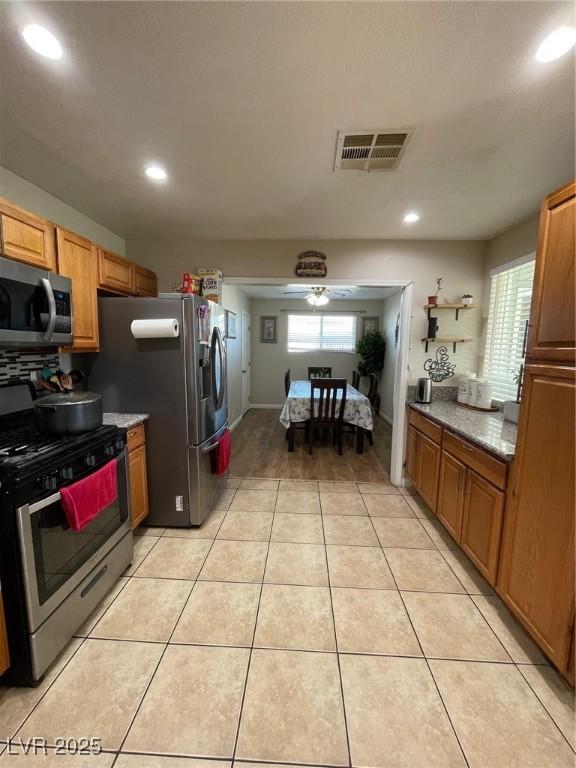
top-left (0, 424), bottom-right (118, 471)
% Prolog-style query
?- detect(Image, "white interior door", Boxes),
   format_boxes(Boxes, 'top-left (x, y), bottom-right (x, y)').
top-left (241, 310), bottom-right (251, 413)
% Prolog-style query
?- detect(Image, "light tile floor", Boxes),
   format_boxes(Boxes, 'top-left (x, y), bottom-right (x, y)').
top-left (0, 481), bottom-right (574, 768)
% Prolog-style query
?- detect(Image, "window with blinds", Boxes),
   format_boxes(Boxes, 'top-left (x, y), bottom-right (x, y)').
top-left (287, 314), bottom-right (357, 353)
top-left (483, 256), bottom-right (535, 402)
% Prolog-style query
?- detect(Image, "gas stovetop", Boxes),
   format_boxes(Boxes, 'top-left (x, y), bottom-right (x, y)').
top-left (0, 423), bottom-right (117, 467)
top-left (0, 420), bottom-right (121, 487)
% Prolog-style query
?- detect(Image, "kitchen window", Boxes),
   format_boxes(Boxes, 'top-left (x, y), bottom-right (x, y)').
top-left (483, 254), bottom-right (535, 402)
top-left (287, 314), bottom-right (357, 353)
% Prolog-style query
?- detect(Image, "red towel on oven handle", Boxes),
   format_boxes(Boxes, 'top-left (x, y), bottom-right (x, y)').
top-left (215, 429), bottom-right (231, 476)
top-left (60, 459), bottom-right (118, 532)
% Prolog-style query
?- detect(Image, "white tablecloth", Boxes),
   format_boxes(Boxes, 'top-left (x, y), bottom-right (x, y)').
top-left (279, 380), bottom-right (374, 431)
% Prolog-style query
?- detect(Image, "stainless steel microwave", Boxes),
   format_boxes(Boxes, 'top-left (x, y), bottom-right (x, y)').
top-left (0, 256), bottom-right (73, 347)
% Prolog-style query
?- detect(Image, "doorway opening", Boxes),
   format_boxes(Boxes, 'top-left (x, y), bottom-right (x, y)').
top-left (223, 278), bottom-right (412, 487)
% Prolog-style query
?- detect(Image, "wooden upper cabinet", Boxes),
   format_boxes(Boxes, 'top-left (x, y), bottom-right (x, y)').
top-left (498, 364), bottom-right (575, 677)
top-left (0, 198), bottom-right (56, 271)
top-left (416, 432), bottom-right (441, 512)
top-left (527, 180), bottom-right (575, 363)
top-left (437, 451), bottom-right (466, 543)
top-left (461, 469), bottom-right (504, 585)
top-left (98, 248), bottom-right (133, 294)
top-left (133, 264), bottom-right (157, 297)
top-left (56, 228), bottom-right (99, 351)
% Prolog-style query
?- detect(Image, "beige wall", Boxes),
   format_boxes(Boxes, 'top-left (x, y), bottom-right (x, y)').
top-left (1, 167), bottom-right (126, 254)
top-left (128, 238), bottom-right (486, 384)
top-left (485, 214), bottom-right (539, 273)
top-left (477, 213), bottom-right (539, 372)
top-left (221, 283), bottom-right (250, 425)
top-left (378, 291), bottom-right (402, 422)
top-left (249, 298), bottom-right (384, 404)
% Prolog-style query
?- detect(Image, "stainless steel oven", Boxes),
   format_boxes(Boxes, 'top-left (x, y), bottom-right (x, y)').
top-left (15, 452), bottom-right (131, 680)
top-left (0, 256), bottom-right (73, 346)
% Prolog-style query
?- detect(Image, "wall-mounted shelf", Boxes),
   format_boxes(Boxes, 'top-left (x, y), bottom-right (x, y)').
top-left (423, 303), bottom-right (478, 321)
top-left (422, 336), bottom-right (474, 353)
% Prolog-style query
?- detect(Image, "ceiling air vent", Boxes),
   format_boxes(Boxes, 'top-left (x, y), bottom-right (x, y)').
top-left (334, 130), bottom-right (414, 171)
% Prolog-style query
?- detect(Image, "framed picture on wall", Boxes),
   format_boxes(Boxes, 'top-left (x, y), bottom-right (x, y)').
top-left (260, 316), bottom-right (277, 344)
top-left (362, 316), bottom-right (379, 338)
top-left (225, 310), bottom-right (237, 339)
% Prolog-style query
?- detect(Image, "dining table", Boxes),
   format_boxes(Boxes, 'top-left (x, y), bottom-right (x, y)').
top-left (279, 379), bottom-right (374, 454)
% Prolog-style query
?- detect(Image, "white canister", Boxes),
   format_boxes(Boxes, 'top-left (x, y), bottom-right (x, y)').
top-left (468, 378), bottom-right (480, 406)
top-left (476, 380), bottom-right (493, 410)
top-left (458, 372), bottom-right (476, 404)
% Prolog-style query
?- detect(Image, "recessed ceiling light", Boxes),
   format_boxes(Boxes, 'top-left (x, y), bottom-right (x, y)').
top-left (403, 212), bottom-right (420, 224)
top-left (535, 27), bottom-right (576, 62)
top-left (144, 165), bottom-right (168, 181)
top-left (22, 24), bottom-right (63, 60)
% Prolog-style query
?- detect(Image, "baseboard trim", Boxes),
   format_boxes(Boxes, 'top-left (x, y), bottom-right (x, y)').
top-left (378, 411), bottom-right (394, 427)
top-left (248, 403), bottom-right (284, 410)
top-left (229, 414), bottom-right (244, 431)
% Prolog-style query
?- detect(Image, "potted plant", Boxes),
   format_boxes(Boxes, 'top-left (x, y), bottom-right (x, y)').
top-left (503, 366), bottom-right (523, 423)
top-left (428, 277), bottom-right (444, 306)
top-left (461, 293), bottom-right (474, 306)
top-left (356, 330), bottom-right (385, 378)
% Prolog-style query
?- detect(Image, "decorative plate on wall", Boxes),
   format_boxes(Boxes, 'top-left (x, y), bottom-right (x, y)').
top-left (295, 251), bottom-right (327, 278)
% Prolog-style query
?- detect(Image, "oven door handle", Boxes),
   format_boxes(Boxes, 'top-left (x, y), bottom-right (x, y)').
top-left (41, 277), bottom-right (57, 340)
top-left (28, 491), bottom-right (62, 514)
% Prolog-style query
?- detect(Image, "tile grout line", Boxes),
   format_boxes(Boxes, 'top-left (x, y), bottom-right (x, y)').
top-left (112, 492), bottom-right (234, 762)
top-left (320, 498), bottom-right (353, 768)
top-left (366, 512), bottom-right (472, 768)
top-left (409, 498), bottom-right (575, 749)
top-left (230, 489), bottom-right (277, 761)
top-left (513, 664), bottom-right (576, 755)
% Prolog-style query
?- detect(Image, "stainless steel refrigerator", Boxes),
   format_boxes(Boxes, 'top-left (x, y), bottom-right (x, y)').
top-left (89, 294), bottom-right (228, 527)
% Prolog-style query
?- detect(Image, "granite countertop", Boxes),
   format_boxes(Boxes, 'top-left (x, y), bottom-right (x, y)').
top-left (409, 400), bottom-right (517, 461)
top-left (103, 413), bottom-right (149, 430)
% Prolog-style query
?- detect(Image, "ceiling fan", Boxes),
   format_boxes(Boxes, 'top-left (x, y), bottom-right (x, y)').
top-left (282, 286), bottom-right (352, 306)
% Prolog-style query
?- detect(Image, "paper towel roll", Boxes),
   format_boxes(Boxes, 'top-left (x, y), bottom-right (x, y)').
top-left (130, 319), bottom-right (179, 339)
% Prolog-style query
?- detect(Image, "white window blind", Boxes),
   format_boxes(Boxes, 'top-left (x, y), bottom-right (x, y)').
top-left (287, 314), bottom-right (357, 353)
top-left (483, 257), bottom-right (535, 402)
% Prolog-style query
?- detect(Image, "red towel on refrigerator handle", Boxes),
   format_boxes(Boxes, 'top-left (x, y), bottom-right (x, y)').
top-left (216, 429), bottom-right (231, 475)
top-left (60, 460), bottom-right (118, 532)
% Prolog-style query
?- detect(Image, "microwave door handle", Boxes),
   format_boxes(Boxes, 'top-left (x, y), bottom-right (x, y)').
top-left (41, 278), bottom-right (57, 340)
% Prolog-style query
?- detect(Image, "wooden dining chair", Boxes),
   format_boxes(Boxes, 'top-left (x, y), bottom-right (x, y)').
top-left (308, 378), bottom-right (347, 455)
top-left (352, 370), bottom-right (360, 390)
top-left (308, 366), bottom-right (332, 379)
top-left (284, 369), bottom-right (291, 396)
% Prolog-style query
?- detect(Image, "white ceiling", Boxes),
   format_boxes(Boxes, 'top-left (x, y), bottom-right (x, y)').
top-left (237, 284), bottom-right (400, 301)
top-left (0, 2), bottom-right (574, 241)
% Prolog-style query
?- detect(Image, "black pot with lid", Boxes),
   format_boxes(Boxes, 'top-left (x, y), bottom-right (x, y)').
top-left (34, 391), bottom-right (103, 435)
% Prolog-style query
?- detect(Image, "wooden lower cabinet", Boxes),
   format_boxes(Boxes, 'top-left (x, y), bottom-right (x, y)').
top-left (405, 424), bottom-right (440, 512)
top-left (128, 426), bottom-right (149, 529)
top-left (0, 592), bottom-right (10, 676)
top-left (0, 198), bottom-right (56, 271)
top-left (56, 227), bottom-right (99, 351)
top-left (437, 451), bottom-right (466, 542)
top-left (417, 433), bottom-right (441, 512)
top-left (497, 364), bottom-right (575, 679)
top-left (461, 469), bottom-right (504, 584)
top-left (406, 425), bottom-right (419, 483)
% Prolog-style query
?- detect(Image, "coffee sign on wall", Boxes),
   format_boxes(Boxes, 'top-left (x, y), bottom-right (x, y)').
top-left (295, 251), bottom-right (327, 278)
